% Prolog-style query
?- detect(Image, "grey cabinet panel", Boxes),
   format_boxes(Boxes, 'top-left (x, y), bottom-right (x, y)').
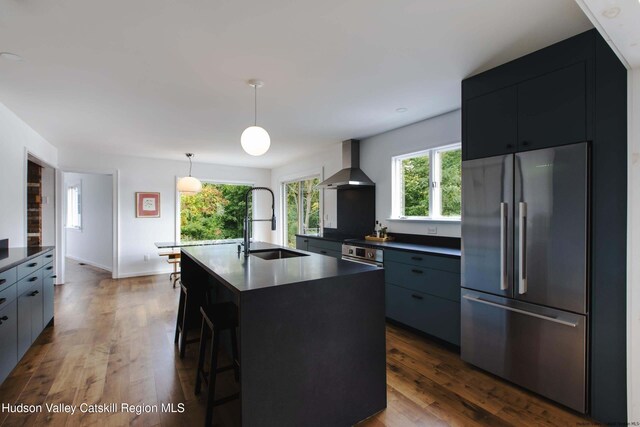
top-left (0, 284), bottom-right (17, 310)
top-left (17, 270), bottom-right (42, 296)
top-left (0, 268), bottom-right (17, 291)
top-left (307, 246), bottom-right (341, 259)
top-left (306, 239), bottom-right (342, 252)
top-left (518, 63), bottom-right (587, 151)
top-left (386, 284), bottom-right (460, 345)
top-left (17, 289), bottom-right (32, 359)
top-left (16, 255), bottom-right (43, 280)
top-left (385, 261), bottom-right (460, 302)
top-left (0, 300), bottom-right (17, 384)
top-left (43, 267), bottom-right (55, 325)
top-left (41, 251), bottom-right (55, 264)
top-left (384, 250), bottom-right (460, 273)
top-left (30, 282), bottom-right (44, 340)
top-left (295, 236), bottom-right (309, 251)
top-left (464, 86), bottom-right (517, 160)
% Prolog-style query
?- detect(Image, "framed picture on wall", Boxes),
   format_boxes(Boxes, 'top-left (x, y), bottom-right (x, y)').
top-left (136, 192), bottom-right (160, 218)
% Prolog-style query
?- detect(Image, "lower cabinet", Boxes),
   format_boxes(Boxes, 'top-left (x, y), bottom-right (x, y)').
top-left (43, 264), bottom-right (55, 326)
top-left (386, 284), bottom-right (460, 345)
top-left (306, 238), bottom-right (342, 259)
top-left (384, 249), bottom-right (461, 346)
top-left (0, 300), bottom-right (18, 384)
top-left (18, 281), bottom-right (43, 359)
top-left (295, 236), bottom-right (309, 251)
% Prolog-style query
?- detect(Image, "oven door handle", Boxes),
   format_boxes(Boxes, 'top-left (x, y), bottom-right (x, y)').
top-left (341, 256), bottom-right (383, 268)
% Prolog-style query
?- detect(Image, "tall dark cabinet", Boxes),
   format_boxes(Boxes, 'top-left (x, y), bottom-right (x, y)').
top-left (462, 29), bottom-right (627, 422)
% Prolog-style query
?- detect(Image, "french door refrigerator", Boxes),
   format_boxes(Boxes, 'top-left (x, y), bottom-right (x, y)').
top-left (461, 142), bottom-right (588, 413)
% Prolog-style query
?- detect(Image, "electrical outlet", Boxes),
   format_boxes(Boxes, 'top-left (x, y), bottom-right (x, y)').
top-left (427, 226), bottom-right (438, 235)
top-left (144, 254), bottom-right (150, 262)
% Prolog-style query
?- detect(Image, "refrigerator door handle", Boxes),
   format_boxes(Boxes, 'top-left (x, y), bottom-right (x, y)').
top-left (519, 202), bottom-right (527, 294)
top-left (500, 202), bottom-right (508, 291)
top-left (462, 294), bottom-right (578, 327)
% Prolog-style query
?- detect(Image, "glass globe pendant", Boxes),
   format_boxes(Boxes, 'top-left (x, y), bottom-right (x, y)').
top-left (241, 80), bottom-right (270, 156)
top-left (176, 153), bottom-right (202, 194)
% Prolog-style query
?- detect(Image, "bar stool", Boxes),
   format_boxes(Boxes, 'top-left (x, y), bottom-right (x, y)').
top-left (194, 302), bottom-right (240, 426)
top-left (174, 281), bottom-right (202, 358)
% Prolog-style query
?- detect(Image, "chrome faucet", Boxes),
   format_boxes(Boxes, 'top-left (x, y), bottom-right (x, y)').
top-left (243, 187), bottom-right (276, 257)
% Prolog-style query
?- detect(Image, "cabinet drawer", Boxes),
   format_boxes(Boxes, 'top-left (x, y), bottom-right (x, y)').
top-left (41, 250), bottom-right (55, 264)
top-left (0, 268), bottom-right (17, 291)
top-left (386, 284), bottom-right (460, 346)
top-left (307, 246), bottom-right (341, 259)
top-left (0, 284), bottom-right (17, 309)
top-left (306, 238), bottom-right (342, 252)
top-left (384, 250), bottom-right (460, 273)
top-left (0, 299), bottom-right (18, 384)
top-left (17, 270), bottom-right (42, 296)
top-left (385, 261), bottom-right (460, 302)
top-left (295, 237), bottom-right (309, 251)
top-left (17, 256), bottom-right (44, 280)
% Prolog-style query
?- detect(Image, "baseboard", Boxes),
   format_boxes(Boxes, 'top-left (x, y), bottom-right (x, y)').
top-left (115, 269), bottom-right (174, 279)
top-left (66, 254), bottom-right (112, 272)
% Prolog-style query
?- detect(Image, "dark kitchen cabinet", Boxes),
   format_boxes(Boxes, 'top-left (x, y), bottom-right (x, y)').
top-left (464, 86), bottom-right (517, 159)
top-left (517, 62), bottom-right (586, 151)
top-left (43, 263), bottom-right (55, 326)
top-left (384, 249), bottom-right (460, 346)
top-left (0, 299), bottom-right (17, 384)
top-left (306, 238), bottom-right (342, 259)
top-left (295, 236), bottom-right (309, 251)
top-left (18, 276), bottom-right (43, 360)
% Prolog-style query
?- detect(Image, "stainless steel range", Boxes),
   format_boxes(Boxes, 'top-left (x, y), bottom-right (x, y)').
top-left (341, 243), bottom-right (383, 267)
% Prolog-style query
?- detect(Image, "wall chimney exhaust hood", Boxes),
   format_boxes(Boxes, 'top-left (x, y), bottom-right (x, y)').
top-left (317, 139), bottom-right (375, 189)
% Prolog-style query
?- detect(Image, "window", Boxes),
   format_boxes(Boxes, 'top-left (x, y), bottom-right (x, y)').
top-left (283, 177), bottom-right (320, 247)
top-left (392, 143), bottom-right (461, 220)
top-left (66, 185), bottom-right (82, 229)
top-left (180, 182), bottom-right (253, 241)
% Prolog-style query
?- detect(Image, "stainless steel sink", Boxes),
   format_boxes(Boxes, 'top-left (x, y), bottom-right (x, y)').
top-left (250, 249), bottom-right (309, 260)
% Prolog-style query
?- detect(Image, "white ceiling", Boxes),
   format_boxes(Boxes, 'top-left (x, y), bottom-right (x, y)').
top-left (0, 0), bottom-right (593, 168)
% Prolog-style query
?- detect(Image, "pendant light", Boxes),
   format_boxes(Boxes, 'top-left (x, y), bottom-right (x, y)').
top-left (176, 153), bottom-right (202, 194)
top-left (241, 79), bottom-right (271, 156)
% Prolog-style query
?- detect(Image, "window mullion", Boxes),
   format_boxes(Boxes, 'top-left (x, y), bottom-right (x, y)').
top-left (432, 149), bottom-right (442, 219)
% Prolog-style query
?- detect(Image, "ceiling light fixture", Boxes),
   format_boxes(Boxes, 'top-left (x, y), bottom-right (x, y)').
top-left (176, 153), bottom-right (202, 194)
top-left (241, 79), bottom-right (270, 156)
top-left (601, 6), bottom-right (621, 18)
top-left (0, 52), bottom-right (23, 62)
top-left (396, 107), bottom-right (408, 113)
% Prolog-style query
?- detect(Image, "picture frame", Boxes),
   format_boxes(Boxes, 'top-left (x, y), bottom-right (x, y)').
top-left (136, 192), bottom-right (161, 218)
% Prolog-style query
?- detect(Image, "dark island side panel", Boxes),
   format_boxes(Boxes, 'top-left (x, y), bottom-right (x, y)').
top-left (239, 269), bottom-right (386, 427)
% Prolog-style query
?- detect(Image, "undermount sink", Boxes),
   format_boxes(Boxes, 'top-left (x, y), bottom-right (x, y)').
top-left (250, 248), bottom-right (309, 260)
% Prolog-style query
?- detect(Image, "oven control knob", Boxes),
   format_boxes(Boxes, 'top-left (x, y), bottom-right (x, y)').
top-left (368, 253), bottom-right (374, 258)
top-left (349, 249), bottom-right (354, 255)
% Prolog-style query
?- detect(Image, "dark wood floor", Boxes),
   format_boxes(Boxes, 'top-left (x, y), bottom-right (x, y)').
top-left (0, 260), bottom-right (596, 426)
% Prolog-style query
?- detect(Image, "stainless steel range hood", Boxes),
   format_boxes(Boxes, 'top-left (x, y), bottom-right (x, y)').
top-left (317, 139), bottom-right (375, 189)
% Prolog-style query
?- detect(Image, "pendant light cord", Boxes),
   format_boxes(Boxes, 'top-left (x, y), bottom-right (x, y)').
top-left (254, 84), bottom-right (257, 126)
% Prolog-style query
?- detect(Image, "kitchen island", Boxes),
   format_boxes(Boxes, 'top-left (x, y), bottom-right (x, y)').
top-left (180, 242), bottom-right (386, 427)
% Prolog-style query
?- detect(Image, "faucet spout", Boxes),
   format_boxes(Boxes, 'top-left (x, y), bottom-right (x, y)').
top-left (243, 187), bottom-right (276, 257)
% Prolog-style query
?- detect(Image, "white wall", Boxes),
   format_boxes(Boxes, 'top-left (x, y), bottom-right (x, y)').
top-left (0, 102), bottom-right (58, 246)
top-left (360, 110), bottom-right (462, 237)
top-left (58, 148), bottom-right (272, 278)
top-left (628, 67), bottom-right (640, 422)
top-left (270, 143), bottom-right (342, 245)
top-left (64, 172), bottom-right (113, 271)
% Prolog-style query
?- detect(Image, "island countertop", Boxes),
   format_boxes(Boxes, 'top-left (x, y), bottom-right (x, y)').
top-left (182, 242), bottom-right (380, 294)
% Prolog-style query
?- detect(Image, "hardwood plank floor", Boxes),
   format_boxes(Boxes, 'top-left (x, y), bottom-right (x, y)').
top-left (0, 260), bottom-right (597, 426)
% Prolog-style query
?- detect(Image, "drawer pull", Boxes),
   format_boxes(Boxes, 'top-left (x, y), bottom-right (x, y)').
top-left (30, 290), bottom-right (40, 297)
top-left (411, 256), bottom-right (423, 261)
top-left (0, 315), bottom-right (7, 325)
top-left (45, 254), bottom-right (53, 258)
top-left (0, 298), bottom-right (5, 305)
top-left (320, 250), bottom-right (327, 254)
top-left (411, 269), bottom-right (423, 274)
top-left (411, 294), bottom-right (423, 300)
top-left (52, 275), bottom-right (57, 279)
top-left (28, 277), bottom-right (38, 282)
top-left (46, 266), bottom-right (53, 270)
top-left (0, 279), bottom-right (5, 285)
top-left (27, 262), bottom-right (38, 267)
top-left (303, 239), bottom-right (308, 242)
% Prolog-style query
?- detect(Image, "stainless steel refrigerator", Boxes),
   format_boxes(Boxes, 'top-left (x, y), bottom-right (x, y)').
top-left (461, 142), bottom-right (588, 413)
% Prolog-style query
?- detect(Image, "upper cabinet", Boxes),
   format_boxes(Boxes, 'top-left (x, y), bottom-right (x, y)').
top-left (462, 31), bottom-right (593, 161)
top-left (517, 62), bottom-right (586, 151)
top-left (464, 86), bottom-right (517, 159)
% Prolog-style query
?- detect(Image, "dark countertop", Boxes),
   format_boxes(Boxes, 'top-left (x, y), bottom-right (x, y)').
top-left (347, 239), bottom-right (461, 258)
top-left (0, 246), bottom-right (55, 273)
top-left (296, 233), bottom-right (461, 258)
top-left (182, 242), bottom-right (379, 294)
top-left (155, 239), bottom-right (243, 249)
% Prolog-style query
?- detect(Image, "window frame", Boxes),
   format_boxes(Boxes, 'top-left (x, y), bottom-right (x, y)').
top-left (391, 142), bottom-right (461, 222)
top-left (65, 183), bottom-right (82, 230)
top-left (281, 174), bottom-right (322, 248)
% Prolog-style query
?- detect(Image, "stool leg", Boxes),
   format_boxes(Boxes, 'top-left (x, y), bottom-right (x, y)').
top-left (230, 327), bottom-right (240, 382)
top-left (194, 316), bottom-right (208, 395)
top-left (205, 330), bottom-right (220, 427)
top-left (175, 289), bottom-right (185, 344)
top-left (179, 291), bottom-right (189, 359)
